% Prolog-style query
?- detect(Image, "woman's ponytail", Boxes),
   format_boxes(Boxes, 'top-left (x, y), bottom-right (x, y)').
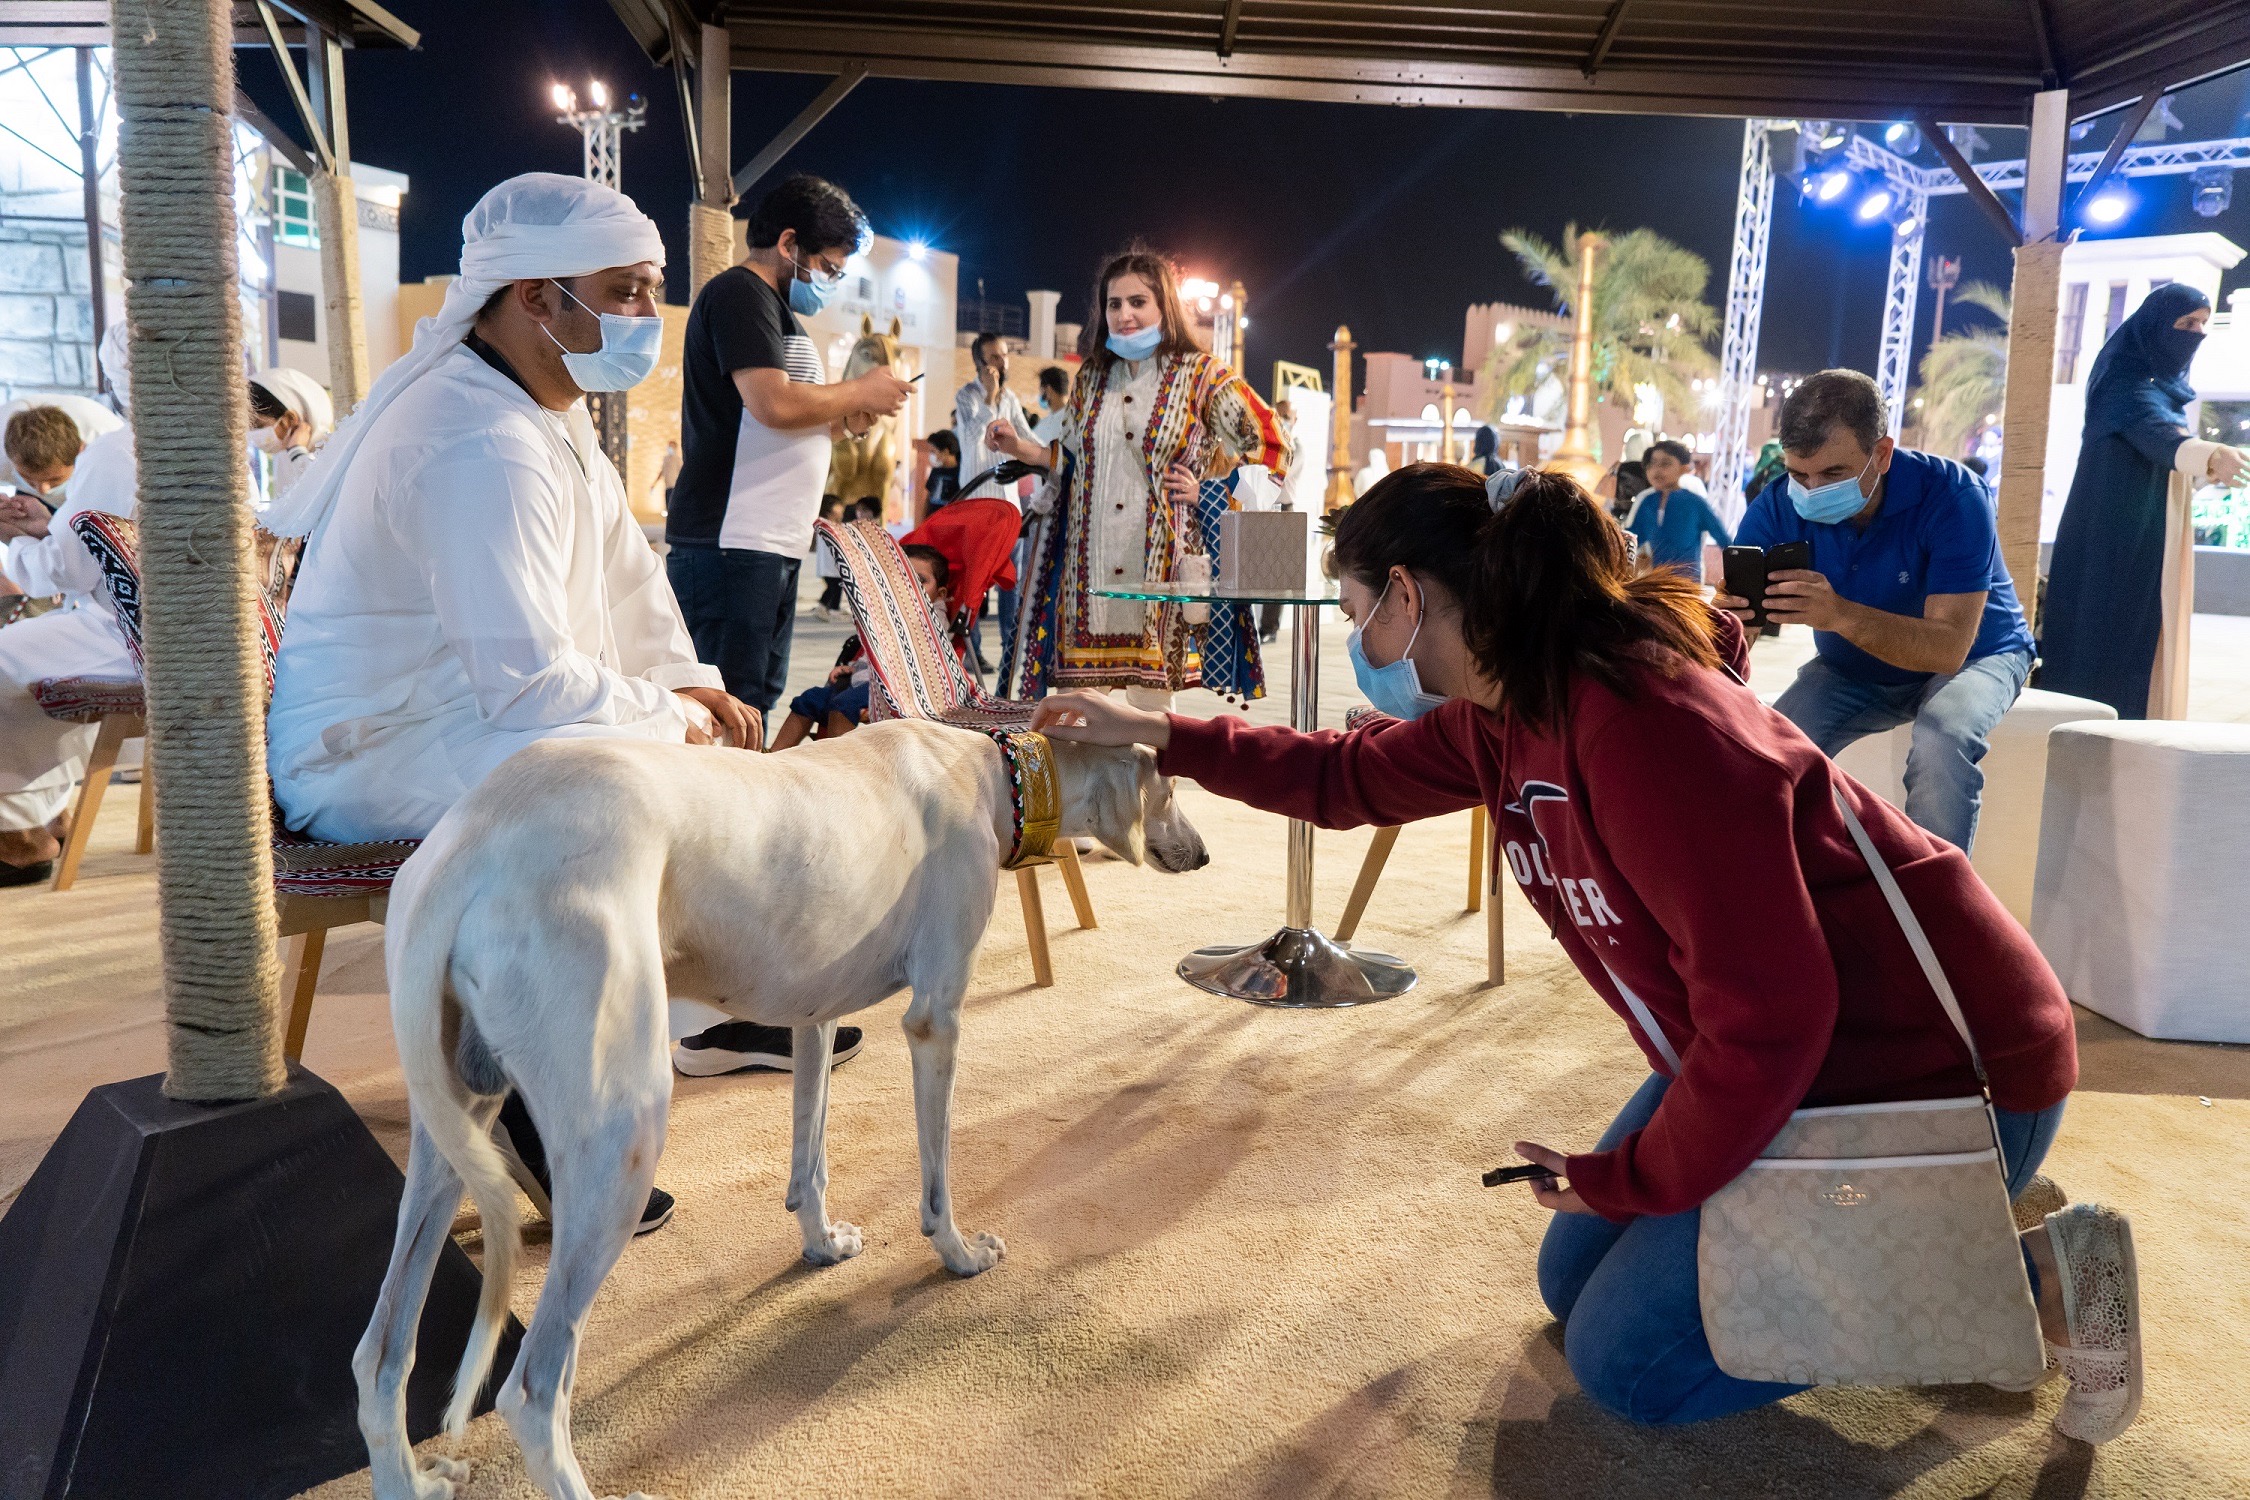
top-left (1333, 462), bottom-right (1720, 729)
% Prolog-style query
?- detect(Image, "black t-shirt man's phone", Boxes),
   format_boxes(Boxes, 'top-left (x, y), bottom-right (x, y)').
top-left (1722, 540), bottom-right (1810, 632)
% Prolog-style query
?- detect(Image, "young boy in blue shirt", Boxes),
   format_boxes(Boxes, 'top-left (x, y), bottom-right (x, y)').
top-left (1624, 439), bottom-right (1731, 581)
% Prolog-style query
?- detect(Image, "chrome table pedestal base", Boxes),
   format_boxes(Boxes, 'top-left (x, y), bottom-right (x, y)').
top-left (1177, 926), bottom-right (1417, 1008)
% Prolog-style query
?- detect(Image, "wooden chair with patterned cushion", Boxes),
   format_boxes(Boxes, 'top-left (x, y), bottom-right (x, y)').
top-left (818, 517), bottom-right (1095, 986)
top-left (1331, 706), bottom-right (1504, 984)
top-left (271, 816), bottom-right (422, 1059)
top-left (29, 510), bottom-right (164, 891)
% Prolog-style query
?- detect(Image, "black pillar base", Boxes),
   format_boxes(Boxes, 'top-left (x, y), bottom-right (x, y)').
top-left (0, 1066), bottom-right (522, 1500)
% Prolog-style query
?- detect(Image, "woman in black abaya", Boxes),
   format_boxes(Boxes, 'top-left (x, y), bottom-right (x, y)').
top-left (2040, 283), bottom-right (2246, 718)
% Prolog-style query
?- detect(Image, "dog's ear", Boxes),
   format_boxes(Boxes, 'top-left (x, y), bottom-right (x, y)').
top-left (861, 312), bottom-right (874, 335)
top-left (889, 316), bottom-right (903, 340)
top-left (1092, 748), bottom-right (1146, 867)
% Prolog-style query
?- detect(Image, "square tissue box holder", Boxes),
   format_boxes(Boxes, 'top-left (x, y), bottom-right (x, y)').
top-left (1217, 509), bottom-right (1310, 593)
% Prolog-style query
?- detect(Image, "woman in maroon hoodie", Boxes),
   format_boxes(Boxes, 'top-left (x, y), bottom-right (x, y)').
top-left (1032, 464), bottom-right (2140, 1440)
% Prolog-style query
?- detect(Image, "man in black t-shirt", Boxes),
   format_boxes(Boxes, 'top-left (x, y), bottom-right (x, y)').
top-left (668, 174), bottom-right (911, 721)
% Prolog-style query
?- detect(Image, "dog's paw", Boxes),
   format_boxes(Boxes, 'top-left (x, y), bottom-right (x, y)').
top-left (408, 1454), bottom-right (468, 1499)
top-left (936, 1228), bottom-right (1006, 1276)
top-left (802, 1220), bottom-right (864, 1266)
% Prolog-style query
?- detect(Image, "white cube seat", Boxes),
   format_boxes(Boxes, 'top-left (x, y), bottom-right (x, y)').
top-left (1819, 687), bottom-right (2117, 924)
top-left (2032, 720), bottom-right (2250, 1043)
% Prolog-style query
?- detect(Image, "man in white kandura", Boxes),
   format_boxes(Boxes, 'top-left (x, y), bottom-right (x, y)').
top-left (264, 173), bottom-right (761, 1236)
top-left (0, 329), bottom-right (138, 883)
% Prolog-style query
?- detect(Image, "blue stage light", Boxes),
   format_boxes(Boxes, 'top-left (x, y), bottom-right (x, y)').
top-left (1814, 167), bottom-right (1854, 204)
top-left (2085, 187), bottom-right (2132, 225)
top-left (1882, 122), bottom-right (1921, 155)
top-left (1856, 183), bottom-right (1896, 221)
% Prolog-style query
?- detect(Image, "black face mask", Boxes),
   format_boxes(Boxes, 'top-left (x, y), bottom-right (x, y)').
top-left (2152, 325), bottom-right (2206, 377)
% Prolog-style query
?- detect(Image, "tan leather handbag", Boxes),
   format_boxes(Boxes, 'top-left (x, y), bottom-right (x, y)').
top-left (1690, 789), bottom-right (2049, 1389)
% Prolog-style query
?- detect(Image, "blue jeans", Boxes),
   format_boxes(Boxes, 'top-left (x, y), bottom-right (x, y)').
top-left (1773, 647), bottom-right (2032, 852)
top-left (1536, 1073), bottom-right (2064, 1426)
top-left (666, 543), bottom-right (800, 722)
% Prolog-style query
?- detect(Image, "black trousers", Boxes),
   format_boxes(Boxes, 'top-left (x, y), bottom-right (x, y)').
top-left (666, 542), bottom-right (801, 721)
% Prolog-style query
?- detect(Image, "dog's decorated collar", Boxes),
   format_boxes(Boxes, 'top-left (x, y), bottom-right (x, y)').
top-left (988, 729), bottom-right (1062, 869)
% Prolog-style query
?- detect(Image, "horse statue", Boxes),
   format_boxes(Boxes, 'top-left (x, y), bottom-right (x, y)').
top-left (829, 314), bottom-right (904, 515)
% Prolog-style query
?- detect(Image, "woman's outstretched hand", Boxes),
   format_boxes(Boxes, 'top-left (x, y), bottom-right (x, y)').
top-left (1030, 689), bottom-right (1171, 749)
top-left (1513, 1141), bottom-right (1595, 1216)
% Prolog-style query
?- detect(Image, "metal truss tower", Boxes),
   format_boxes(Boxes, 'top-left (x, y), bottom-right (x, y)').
top-left (1712, 119), bottom-right (1773, 516)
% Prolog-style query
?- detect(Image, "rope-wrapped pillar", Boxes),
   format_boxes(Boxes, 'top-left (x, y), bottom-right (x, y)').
top-left (312, 167), bottom-right (369, 413)
top-left (688, 199), bottom-right (735, 298)
top-left (112, 0), bottom-right (283, 1102)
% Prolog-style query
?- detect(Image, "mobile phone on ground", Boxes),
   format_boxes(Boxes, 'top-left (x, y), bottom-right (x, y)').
top-left (1483, 1162), bottom-right (1560, 1188)
top-left (1721, 546), bottom-right (1769, 629)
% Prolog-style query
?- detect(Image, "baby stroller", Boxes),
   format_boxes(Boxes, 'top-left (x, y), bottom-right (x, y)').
top-left (901, 489), bottom-right (1026, 686)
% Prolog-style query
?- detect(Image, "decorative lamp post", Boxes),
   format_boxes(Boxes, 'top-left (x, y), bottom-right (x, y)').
top-left (1436, 361), bottom-right (1458, 464)
top-left (1550, 231), bottom-right (1606, 488)
top-left (1327, 324), bottom-right (1356, 512)
top-left (1225, 279), bottom-right (1248, 378)
top-left (551, 79), bottom-right (645, 468)
top-left (1927, 253), bottom-right (1961, 343)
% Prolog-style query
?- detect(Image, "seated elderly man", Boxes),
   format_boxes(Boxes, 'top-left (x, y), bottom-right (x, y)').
top-left (265, 173), bottom-right (855, 1235)
top-left (0, 363), bottom-right (139, 884)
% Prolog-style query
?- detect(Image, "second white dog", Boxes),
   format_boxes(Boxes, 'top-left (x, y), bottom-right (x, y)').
top-left (353, 719), bottom-right (1207, 1500)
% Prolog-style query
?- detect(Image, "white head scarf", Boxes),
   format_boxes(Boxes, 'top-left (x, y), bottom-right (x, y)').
top-left (249, 366), bottom-right (334, 443)
top-left (262, 172), bottom-right (667, 539)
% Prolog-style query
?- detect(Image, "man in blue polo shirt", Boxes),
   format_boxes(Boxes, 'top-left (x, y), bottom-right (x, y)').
top-left (1719, 369), bottom-right (2035, 852)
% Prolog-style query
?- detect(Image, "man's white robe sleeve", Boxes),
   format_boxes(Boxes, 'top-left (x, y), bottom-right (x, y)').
top-left (390, 432), bottom-right (700, 733)
top-left (5, 493), bottom-right (110, 599)
top-left (601, 483), bottom-right (721, 692)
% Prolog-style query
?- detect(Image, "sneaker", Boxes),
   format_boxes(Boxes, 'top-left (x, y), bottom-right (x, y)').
top-left (0, 859), bottom-right (53, 888)
top-left (672, 1021), bottom-right (864, 1078)
top-left (2044, 1203), bottom-right (2143, 1443)
top-left (491, 1091), bottom-right (676, 1236)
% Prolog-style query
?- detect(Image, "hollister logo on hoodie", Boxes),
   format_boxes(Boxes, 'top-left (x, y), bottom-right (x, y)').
top-left (1501, 780), bottom-right (1623, 939)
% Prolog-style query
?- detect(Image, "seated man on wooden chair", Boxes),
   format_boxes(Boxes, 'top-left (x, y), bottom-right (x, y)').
top-left (262, 173), bottom-right (824, 1235)
top-left (0, 372), bottom-right (138, 885)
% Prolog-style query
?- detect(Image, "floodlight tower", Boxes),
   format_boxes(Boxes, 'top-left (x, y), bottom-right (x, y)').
top-left (550, 79), bottom-right (646, 470)
top-left (552, 80), bottom-right (646, 191)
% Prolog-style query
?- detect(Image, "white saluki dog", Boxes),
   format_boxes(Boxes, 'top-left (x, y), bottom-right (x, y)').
top-left (353, 718), bottom-right (1206, 1500)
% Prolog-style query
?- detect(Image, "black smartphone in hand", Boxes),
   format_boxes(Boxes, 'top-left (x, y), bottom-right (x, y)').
top-left (1483, 1162), bottom-right (1560, 1188)
top-left (1721, 546), bottom-right (1769, 629)
top-left (1763, 540), bottom-right (1811, 575)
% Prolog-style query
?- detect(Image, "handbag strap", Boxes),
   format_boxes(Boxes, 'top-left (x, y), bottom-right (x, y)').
top-left (1829, 786), bottom-right (1990, 1089)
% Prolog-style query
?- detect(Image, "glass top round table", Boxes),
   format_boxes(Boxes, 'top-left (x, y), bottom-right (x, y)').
top-left (1094, 581), bottom-right (1416, 1009)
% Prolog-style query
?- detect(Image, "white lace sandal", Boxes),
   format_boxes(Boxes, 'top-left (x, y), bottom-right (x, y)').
top-left (2044, 1203), bottom-right (2143, 1443)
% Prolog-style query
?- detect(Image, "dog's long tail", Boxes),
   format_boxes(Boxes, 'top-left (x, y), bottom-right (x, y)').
top-left (388, 858), bottom-right (522, 1438)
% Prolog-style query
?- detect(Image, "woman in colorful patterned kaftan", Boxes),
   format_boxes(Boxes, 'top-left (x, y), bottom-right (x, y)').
top-left (992, 248), bottom-right (1289, 703)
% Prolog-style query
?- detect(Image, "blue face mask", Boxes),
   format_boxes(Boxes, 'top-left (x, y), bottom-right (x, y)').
top-left (543, 281), bottom-right (663, 393)
top-left (1347, 578), bottom-right (1447, 721)
top-left (785, 249), bottom-right (837, 316)
top-left (1787, 449), bottom-right (1879, 524)
top-left (1106, 324), bottom-right (1163, 362)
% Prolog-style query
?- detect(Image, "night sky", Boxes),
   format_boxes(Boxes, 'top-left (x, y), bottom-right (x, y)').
top-left (238, 0), bottom-right (2250, 398)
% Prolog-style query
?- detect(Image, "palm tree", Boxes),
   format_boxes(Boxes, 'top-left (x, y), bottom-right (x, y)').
top-left (1475, 224), bottom-right (1719, 433)
top-left (1915, 280), bottom-right (2010, 460)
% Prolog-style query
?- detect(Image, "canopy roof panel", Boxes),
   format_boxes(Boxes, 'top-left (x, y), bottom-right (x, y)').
top-left (613, 0), bottom-right (2250, 124)
top-left (0, 1), bottom-right (418, 50)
